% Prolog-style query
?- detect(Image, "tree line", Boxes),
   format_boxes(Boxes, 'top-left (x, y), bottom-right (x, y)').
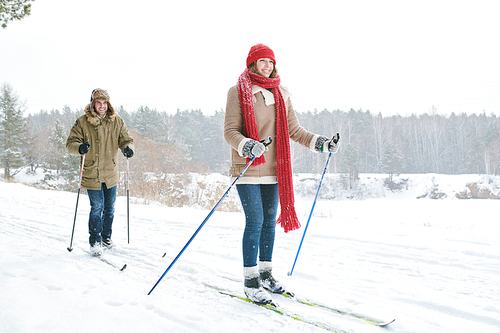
top-left (1, 83), bottom-right (499, 192)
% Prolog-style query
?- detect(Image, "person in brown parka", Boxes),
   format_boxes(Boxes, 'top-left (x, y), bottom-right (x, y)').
top-left (66, 88), bottom-right (134, 256)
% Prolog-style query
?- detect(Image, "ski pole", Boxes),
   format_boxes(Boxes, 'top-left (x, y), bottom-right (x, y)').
top-left (67, 153), bottom-right (86, 252)
top-left (148, 136), bottom-right (272, 295)
top-left (126, 157), bottom-right (130, 244)
top-left (288, 133), bottom-right (339, 276)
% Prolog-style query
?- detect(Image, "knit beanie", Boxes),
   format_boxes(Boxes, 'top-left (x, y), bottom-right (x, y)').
top-left (246, 44), bottom-right (276, 67)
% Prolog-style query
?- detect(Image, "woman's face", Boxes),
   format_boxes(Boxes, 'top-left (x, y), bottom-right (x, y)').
top-left (256, 58), bottom-right (274, 77)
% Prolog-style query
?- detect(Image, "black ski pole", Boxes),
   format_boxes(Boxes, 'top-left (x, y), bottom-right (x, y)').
top-left (288, 133), bottom-right (339, 275)
top-left (148, 136), bottom-right (272, 295)
top-left (126, 157), bottom-right (130, 244)
top-left (67, 153), bottom-right (86, 252)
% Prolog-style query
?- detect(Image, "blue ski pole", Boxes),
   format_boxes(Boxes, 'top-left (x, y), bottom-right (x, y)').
top-left (288, 133), bottom-right (339, 276)
top-left (148, 136), bottom-right (272, 295)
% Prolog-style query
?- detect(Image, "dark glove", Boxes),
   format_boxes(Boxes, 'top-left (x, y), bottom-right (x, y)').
top-left (124, 146), bottom-right (134, 158)
top-left (79, 142), bottom-right (90, 155)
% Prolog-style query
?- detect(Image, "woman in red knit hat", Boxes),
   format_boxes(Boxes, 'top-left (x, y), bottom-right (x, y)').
top-left (224, 43), bottom-right (340, 305)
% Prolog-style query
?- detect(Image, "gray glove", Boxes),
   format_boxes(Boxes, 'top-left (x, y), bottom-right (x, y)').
top-left (242, 139), bottom-right (267, 158)
top-left (326, 133), bottom-right (340, 153)
top-left (324, 137), bottom-right (340, 154)
top-left (315, 133), bottom-right (340, 153)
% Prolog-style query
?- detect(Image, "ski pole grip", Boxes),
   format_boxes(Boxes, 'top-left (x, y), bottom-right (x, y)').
top-left (332, 133), bottom-right (340, 144)
top-left (261, 136), bottom-right (273, 147)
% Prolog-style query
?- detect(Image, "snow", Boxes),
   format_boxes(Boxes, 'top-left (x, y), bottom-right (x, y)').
top-left (1, 173), bottom-right (499, 333)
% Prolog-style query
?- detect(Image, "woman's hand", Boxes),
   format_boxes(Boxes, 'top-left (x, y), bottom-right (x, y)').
top-left (242, 140), bottom-right (267, 158)
top-left (327, 133), bottom-right (340, 153)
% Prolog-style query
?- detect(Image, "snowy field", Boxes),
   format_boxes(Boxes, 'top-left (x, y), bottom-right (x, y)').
top-left (1, 174), bottom-right (499, 333)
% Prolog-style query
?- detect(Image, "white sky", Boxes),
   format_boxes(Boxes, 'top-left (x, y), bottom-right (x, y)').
top-left (1, 0), bottom-right (499, 116)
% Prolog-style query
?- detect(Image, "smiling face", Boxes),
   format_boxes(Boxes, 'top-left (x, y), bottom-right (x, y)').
top-left (256, 58), bottom-right (274, 77)
top-left (94, 99), bottom-right (108, 117)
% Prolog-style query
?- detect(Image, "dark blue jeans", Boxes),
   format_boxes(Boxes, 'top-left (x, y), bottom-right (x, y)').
top-left (87, 183), bottom-right (116, 246)
top-left (236, 183), bottom-right (279, 267)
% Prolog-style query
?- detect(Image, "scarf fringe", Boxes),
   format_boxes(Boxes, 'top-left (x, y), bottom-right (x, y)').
top-left (277, 208), bottom-right (301, 233)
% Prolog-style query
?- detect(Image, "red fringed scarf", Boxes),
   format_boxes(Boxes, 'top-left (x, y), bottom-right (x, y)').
top-left (237, 68), bottom-right (301, 233)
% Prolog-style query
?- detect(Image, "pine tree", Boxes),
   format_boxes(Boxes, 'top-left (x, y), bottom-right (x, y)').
top-left (56, 119), bottom-right (79, 186)
top-left (47, 119), bottom-right (67, 173)
top-left (0, 83), bottom-right (26, 179)
top-left (23, 119), bottom-right (39, 172)
top-left (41, 118), bottom-right (78, 188)
top-left (380, 142), bottom-right (404, 185)
top-left (339, 143), bottom-right (359, 190)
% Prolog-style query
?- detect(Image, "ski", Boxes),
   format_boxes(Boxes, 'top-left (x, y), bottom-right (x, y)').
top-left (84, 249), bottom-right (127, 271)
top-left (220, 275), bottom-right (394, 327)
top-left (98, 255), bottom-right (127, 271)
top-left (280, 293), bottom-right (395, 327)
top-left (206, 284), bottom-right (348, 333)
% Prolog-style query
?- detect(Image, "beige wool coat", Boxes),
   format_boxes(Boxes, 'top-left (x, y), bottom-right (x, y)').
top-left (66, 104), bottom-right (134, 190)
top-left (224, 84), bottom-right (320, 184)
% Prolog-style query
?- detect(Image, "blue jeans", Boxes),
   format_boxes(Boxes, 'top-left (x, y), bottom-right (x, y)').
top-left (87, 184), bottom-right (116, 245)
top-left (236, 183), bottom-right (279, 267)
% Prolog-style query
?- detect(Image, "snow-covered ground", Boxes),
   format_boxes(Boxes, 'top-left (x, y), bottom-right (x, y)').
top-left (1, 173), bottom-right (499, 333)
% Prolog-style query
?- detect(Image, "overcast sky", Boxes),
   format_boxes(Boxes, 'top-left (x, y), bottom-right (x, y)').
top-left (1, 0), bottom-right (499, 117)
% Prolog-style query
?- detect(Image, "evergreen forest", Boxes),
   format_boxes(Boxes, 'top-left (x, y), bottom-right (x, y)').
top-left (2, 83), bottom-right (500, 194)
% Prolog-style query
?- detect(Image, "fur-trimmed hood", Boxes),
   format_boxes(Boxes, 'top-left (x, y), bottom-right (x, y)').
top-left (84, 103), bottom-right (116, 126)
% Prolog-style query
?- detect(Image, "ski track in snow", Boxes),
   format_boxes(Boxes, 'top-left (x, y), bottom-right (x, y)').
top-left (1, 179), bottom-right (500, 333)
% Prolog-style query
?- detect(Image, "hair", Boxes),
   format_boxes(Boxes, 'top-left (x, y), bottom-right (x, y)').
top-left (248, 61), bottom-right (278, 78)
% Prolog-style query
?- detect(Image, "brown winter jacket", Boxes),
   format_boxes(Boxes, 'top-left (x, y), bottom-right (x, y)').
top-left (66, 104), bottom-right (134, 190)
top-left (224, 85), bottom-right (319, 184)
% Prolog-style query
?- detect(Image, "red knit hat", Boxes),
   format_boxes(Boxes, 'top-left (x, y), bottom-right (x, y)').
top-left (246, 44), bottom-right (276, 67)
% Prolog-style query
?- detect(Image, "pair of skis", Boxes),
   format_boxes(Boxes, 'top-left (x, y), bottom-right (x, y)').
top-left (219, 275), bottom-right (394, 327)
top-left (207, 284), bottom-right (344, 333)
top-left (206, 284), bottom-right (394, 332)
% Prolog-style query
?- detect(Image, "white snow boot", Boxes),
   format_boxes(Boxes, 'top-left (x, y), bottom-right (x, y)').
top-left (244, 277), bottom-right (273, 304)
top-left (260, 270), bottom-right (286, 294)
top-left (90, 242), bottom-right (103, 256)
top-left (243, 266), bottom-right (273, 304)
top-left (259, 261), bottom-right (293, 296)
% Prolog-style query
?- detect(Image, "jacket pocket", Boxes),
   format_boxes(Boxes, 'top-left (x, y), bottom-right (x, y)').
top-left (83, 160), bottom-right (97, 178)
